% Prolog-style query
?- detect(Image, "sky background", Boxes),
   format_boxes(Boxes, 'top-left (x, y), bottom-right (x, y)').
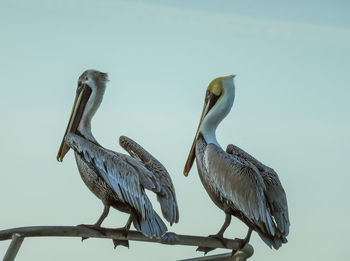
top-left (1, 0), bottom-right (349, 260)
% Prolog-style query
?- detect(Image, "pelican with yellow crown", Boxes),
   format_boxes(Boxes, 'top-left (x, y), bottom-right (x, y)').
top-left (57, 70), bottom-right (179, 247)
top-left (184, 75), bottom-right (289, 253)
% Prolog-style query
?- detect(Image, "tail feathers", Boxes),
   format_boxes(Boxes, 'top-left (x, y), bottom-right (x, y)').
top-left (274, 211), bottom-right (290, 236)
top-left (259, 205), bottom-right (289, 250)
top-left (258, 233), bottom-right (288, 250)
top-left (134, 211), bottom-right (168, 238)
top-left (158, 195), bottom-right (179, 225)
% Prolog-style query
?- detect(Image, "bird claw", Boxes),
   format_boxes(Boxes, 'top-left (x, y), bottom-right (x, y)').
top-left (119, 227), bottom-right (129, 238)
top-left (208, 234), bottom-right (229, 248)
top-left (231, 238), bottom-right (247, 256)
top-left (196, 233), bottom-right (230, 255)
top-left (77, 224), bottom-right (106, 236)
top-left (109, 227), bottom-right (130, 238)
top-left (109, 226), bottom-right (131, 249)
top-left (113, 239), bottom-right (129, 249)
top-left (196, 246), bottom-right (216, 255)
top-left (81, 236), bottom-right (89, 242)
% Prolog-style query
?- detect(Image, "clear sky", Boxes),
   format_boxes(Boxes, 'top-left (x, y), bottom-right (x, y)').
top-left (1, 0), bottom-right (349, 260)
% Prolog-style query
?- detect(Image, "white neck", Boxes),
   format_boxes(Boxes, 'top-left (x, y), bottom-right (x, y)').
top-left (200, 82), bottom-right (235, 146)
top-left (77, 85), bottom-right (106, 143)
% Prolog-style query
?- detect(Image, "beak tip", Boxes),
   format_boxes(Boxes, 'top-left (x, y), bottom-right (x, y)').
top-left (56, 153), bottom-right (63, 162)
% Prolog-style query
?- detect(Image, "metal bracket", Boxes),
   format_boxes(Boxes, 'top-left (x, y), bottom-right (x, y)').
top-left (3, 234), bottom-right (24, 261)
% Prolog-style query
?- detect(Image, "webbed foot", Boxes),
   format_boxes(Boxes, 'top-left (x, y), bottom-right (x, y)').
top-left (77, 223), bottom-right (106, 241)
top-left (196, 246), bottom-right (216, 255)
top-left (109, 224), bottom-right (132, 249)
top-left (208, 234), bottom-right (229, 248)
top-left (113, 239), bottom-right (129, 249)
top-left (231, 238), bottom-right (248, 256)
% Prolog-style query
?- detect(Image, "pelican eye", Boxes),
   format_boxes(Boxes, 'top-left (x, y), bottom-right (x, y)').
top-left (77, 82), bottom-right (85, 93)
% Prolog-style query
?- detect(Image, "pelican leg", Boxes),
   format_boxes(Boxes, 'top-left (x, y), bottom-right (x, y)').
top-left (95, 204), bottom-right (110, 226)
top-left (231, 228), bottom-right (252, 256)
top-left (78, 204), bottom-right (110, 240)
top-left (197, 213), bottom-right (231, 254)
top-left (112, 216), bottom-right (132, 249)
top-left (210, 213), bottom-right (231, 242)
top-left (120, 216), bottom-right (133, 237)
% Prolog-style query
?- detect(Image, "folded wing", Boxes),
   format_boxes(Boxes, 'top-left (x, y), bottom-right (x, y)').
top-left (226, 144), bottom-right (290, 238)
top-left (65, 133), bottom-right (165, 236)
top-left (119, 135), bottom-right (179, 225)
top-left (205, 144), bottom-right (276, 237)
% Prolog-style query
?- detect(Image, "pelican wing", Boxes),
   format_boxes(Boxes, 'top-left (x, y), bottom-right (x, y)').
top-left (65, 133), bottom-right (153, 220)
top-left (119, 136), bottom-right (179, 225)
top-left (226, 144), bottom-right (290, 237)
top-left (205, 143), bottom-right (275, 236)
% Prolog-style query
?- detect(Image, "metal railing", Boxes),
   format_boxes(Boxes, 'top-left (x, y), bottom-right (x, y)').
top-left (0, 226), bottom-right (253, 261)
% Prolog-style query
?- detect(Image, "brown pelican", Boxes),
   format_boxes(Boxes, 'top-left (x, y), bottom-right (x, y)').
top-left (183, 75), bottom-right (289, 253)
top-left (57, 70), bottom-right (179, 247)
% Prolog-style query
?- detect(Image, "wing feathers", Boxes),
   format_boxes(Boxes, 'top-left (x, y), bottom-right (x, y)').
top-left (65, 133), bottom-right (153, 220)
top-left (119, 136), bottom-right (179, 225)
top-left (226, 143), bottom-right (290, 244)
top-left (205, 144), bottom-right (275, 236)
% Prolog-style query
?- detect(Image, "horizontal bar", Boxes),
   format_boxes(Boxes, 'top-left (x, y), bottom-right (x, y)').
top-left (0, 226), bottom-right (253, 257)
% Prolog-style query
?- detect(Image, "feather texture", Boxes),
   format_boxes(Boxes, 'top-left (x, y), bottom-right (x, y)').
top-left (195, 136), bottom-right (289, 249)
top-left (65, 133), bottom-right (169, 238)
top-left (226, 144), bottom-right (290, 238)
top-left (119, 136), bottom-right (179, 225)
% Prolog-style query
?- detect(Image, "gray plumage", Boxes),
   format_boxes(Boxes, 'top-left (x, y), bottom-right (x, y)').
top-left (66, 133), bottom-right (172, 238)
top-left (184, 75), bottom-right (289, 251)
top-left (226, 144), bottom-right (290, 239)
top-left (119, 135), bottom-right (179, 225)
top-left (196, 136), bottom-right (289, 249)
top-left (57, 70), bottom-right (179, 240)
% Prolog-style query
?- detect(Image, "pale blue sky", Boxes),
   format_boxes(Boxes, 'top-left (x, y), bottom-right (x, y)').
top-left (1, 0), bottom-right (349, 260)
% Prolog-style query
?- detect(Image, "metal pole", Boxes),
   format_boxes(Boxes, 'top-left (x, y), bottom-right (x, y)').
top-left (2, 234), bottom-right (24, 261)
top-left (178, 249), bottom-right (253, 261)
top-left (0, 226), bottom-right (254, 260)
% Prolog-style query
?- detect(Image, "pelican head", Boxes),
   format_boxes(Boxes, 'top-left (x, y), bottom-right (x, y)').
top-left (57, 69), bottom-right (109, 162)
top-left (183, 75), bottom-right (235, 176)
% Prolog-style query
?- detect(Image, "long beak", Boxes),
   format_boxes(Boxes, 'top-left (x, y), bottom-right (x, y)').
top-left (183, 91), bottom-right (219, 176)
top-left (56, 85), bottom-right (92, 162)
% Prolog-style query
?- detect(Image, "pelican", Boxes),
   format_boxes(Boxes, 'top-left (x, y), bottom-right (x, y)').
top-left (57, 70), bottom-right (179, 247)
top-left (184, 75), bottom-right (289, 253)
